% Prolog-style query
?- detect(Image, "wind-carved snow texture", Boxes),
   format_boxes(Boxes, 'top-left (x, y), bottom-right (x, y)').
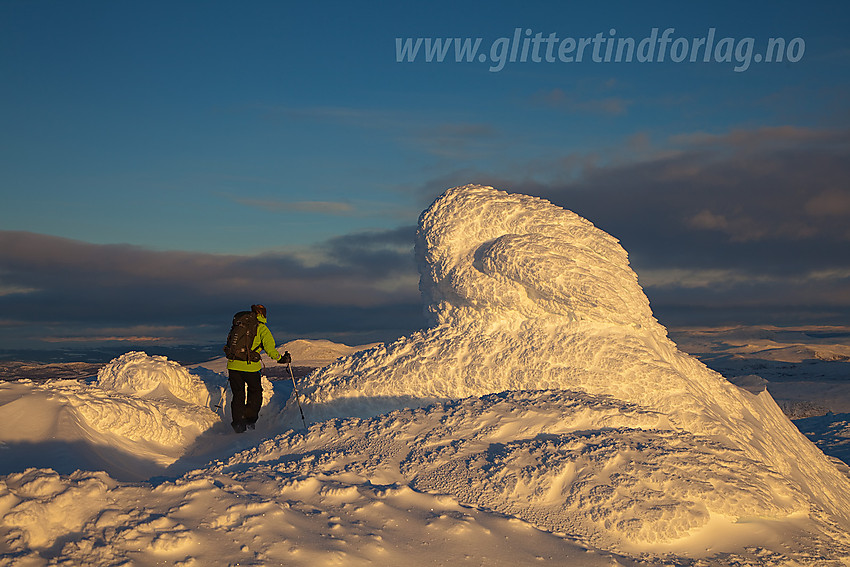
top-left (0, 352), bottom-right (274, 481)
top-left (294, 185), bottom-right (850, 553)
top-left (97, 351), bottom-right (214, 408)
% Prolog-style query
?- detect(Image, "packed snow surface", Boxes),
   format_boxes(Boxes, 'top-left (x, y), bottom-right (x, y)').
top-left (2, 185), bottom-right (850, 565)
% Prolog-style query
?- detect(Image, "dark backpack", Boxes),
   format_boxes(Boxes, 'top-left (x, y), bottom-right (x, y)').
top-left (223, 311), bottom-right (262, 362)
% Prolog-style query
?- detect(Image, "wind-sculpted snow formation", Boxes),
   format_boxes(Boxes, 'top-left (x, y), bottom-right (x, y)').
top-left (292, 184), bottom-right (850, 554)
top-left (0, 352), bottom-right (246, 480)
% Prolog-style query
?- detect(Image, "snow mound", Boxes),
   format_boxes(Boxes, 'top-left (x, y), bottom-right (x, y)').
top-left (288, 185), bottom-right (850, 550)
top-left (0, 353), bottom-right (225, 481)
top-left (97, 351), bottom-right (212, 407)
top-left (281, 338), bottom-right (383, 367)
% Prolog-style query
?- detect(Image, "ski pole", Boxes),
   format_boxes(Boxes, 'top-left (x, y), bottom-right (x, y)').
top-left (214, 385), bottom-right (225, 413)
top-left (287, 361), bottom-right (307, 430)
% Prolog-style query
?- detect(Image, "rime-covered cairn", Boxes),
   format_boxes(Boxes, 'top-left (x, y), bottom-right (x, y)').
top-left (297, 184), bottom-right (850, 544)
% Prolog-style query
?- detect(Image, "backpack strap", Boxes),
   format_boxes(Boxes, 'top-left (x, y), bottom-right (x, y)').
top-left (249, 323), bottom-right (264, 363)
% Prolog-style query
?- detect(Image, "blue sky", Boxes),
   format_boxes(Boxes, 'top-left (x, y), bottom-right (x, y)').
top-left (1, 1), bottom-right (849, 354)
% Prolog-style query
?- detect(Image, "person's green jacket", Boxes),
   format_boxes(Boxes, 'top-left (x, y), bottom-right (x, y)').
top-left (226, 314), bottom-right (282, 372)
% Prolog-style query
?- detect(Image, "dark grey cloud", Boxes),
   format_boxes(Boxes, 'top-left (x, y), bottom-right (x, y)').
top-left (0, 228), bottom-right (423, 349)
top-left (320, 226), bottom-right (417, 276)
top-left (526, 127), bottom-right (850, 267)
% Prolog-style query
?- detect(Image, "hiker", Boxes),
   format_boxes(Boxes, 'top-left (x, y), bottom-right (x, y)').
top-left (224, 304), bottom-right (287, 433)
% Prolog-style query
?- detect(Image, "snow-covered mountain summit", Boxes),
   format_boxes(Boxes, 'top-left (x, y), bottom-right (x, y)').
top-left (290, 184), bottom-right (850, 552)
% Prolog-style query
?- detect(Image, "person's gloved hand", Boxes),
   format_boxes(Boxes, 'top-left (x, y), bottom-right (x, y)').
top-left (279, 351), bottom-right (291, 364)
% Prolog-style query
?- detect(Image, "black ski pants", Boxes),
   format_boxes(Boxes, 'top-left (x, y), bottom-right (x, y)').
top-left (228, 369), bottom-right (263, 426)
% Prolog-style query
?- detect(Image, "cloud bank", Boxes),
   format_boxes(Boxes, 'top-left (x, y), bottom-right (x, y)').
top-left (0, 227), bottom-right (421, 349)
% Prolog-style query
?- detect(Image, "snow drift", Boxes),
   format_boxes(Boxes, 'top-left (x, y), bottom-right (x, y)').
top-left (0, 352), bottom-right (234, 481)
top-left (96, 351), bottom-right (214, 407)
top-left (290, 184), bottom-right (850, 553)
